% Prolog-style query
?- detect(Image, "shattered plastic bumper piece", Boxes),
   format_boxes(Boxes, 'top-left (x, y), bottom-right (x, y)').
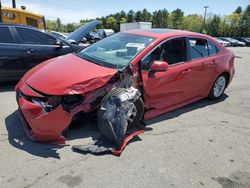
top-left (72, 129), bottom-right (144, 156)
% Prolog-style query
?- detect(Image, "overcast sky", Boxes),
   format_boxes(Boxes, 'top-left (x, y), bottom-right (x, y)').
top-left (1, 0), bottom-right (249, 23)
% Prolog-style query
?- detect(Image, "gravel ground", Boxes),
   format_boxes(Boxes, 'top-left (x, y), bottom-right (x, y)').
top-left (0, 47), bottom-right (250, 188)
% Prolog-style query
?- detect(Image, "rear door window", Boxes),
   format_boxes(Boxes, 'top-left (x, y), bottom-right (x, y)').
top-left (16, 27), bottom-right (57, 45)
top-left (0, 27), bottom-right (15, 43)
top-left (188, 38), bottom-right (209, 60)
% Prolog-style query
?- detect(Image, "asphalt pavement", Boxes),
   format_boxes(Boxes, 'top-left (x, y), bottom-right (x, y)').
top-left (0, 47), bottom-right (250, 188)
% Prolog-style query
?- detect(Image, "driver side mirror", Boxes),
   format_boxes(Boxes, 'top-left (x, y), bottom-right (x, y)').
top-left (150, 60), bottom-right (169, 72)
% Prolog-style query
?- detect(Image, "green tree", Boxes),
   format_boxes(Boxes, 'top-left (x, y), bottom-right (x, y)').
top-left (56, 18), bottom-right (62, 31)
top-left (106, 16), bottom-right (118, 31)
top-left (120, 10), bottom-right (127, 19)
top-left (170, 8), bottom-right (184, 29)
top-left (241, 5), bottom-right (250, 36)
top-left (141, 8), bottom-right (151, 22)
top-left (46, 20), bottom-right (57, 31)
top-left (182, 14), bottom-right (203, 32)
top-left (45, 4), bottom-right (250, 37)
top-left (135, 10), bottom-right (143, 22)
top-left (65, 23), bottom-right (77, 32)
top-left (225, 13), bottom-right (241, 36)
top-left (127, 10), bottom-right (135, 22)
top-left (207, 15), bottom-right (221, 36)
top-left (152, 10), bottom-right (162, 28)
top-left (119, 17), bottom-right (127, 24)
top-left (234, 6), bottom-right (242, 15)
top-left (161, 8), bottom-right (169, 28)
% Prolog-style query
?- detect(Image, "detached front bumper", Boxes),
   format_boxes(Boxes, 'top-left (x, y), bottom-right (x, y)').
top-left (16, 87), bottom-right (72, 143)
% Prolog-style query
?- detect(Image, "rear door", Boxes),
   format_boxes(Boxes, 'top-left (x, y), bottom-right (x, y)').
top-left (14, 27), bottom-right (71, 70)
top-left (0, 26), bottom-right (26, 81)
top-left (186, 37), bottom-right (220, 97)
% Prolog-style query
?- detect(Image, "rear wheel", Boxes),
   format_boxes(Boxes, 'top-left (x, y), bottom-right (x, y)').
top-left (208, 74), bottom-right (227, 100)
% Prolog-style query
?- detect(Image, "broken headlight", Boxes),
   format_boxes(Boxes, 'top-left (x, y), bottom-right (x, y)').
top-left (61, 95), bottom-right (84, 111)
top-left (32, 96), bottom-right (61, 112)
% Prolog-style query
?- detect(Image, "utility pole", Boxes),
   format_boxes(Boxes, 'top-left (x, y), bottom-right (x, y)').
top-left (201, 6), bottom-right (209, 33)
top-left (12, 0), bottom-right (16, 8)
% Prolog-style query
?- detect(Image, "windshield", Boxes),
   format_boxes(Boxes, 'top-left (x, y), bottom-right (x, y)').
top-left (78, 33), bottom-right (155, 70)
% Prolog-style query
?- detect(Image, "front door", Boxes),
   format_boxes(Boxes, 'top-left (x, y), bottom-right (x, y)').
top-left (141, 37), bottom-right (192, 110)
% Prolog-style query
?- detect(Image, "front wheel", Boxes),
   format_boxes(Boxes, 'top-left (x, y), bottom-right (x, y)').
top-left (208, 74), bottom-right (227, 100)
top-left (97, 88), bottom-right (144, 146)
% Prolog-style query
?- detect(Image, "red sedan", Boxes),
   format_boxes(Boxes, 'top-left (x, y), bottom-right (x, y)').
top-left (16, 29), bottom-right (235, 143)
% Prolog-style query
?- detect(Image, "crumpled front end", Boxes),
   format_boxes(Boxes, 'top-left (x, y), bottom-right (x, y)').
top-left (15, 58), bottom-right (139, 144)
top-left (16, 83), bottom-right (73, 143)
top-left (15, 77), bottom-right (115, 143)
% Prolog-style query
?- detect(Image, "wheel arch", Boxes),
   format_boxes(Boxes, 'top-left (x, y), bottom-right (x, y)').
top-left (221, 71), bottom-right (230, 88)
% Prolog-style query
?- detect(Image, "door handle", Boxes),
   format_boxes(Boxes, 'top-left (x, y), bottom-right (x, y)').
top-left (27, 49), bottom-right (35, 54)
top-left (181, 69), bottom-right (191, 74)
top-left (203, 60), bottom-right (217, 67)
top-left (202, 62), bottom-right (210, 65)
top-left (209, 60), bottom-right (217, 67)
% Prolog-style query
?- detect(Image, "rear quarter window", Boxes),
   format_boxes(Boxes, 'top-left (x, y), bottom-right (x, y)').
top-left (207, 41), bottom-right (220, 56)
top-left (189, 38), bottom-right (209, 60)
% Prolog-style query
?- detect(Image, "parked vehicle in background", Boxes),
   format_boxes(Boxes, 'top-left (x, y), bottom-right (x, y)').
top-left (233, 37), bottom-right (250, 47)
top-left (220, 37), bottom-right (246, 47)
top-left (0, 7), bottom-right (46, 30)
top-left (47, 31), bottom-right (68, 40)
top-left (84, 31), bottom-right (101, 43)
top-left (214, 37), bottom-right (230, 47)
top-left (15, 29), bottom-right (235, 143)
top-left (97, 29), bottom-right (114, 39)
top-left (0, 20), bottom-right (99, 82)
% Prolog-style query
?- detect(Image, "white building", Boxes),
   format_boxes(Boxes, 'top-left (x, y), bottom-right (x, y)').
top-left (120, 22), bottom-right (152, 32)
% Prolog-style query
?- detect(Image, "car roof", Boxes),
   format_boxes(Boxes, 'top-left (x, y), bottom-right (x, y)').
top-left (124, 29), bottom-right (209, 39)
top-left (0, 23), bottom-right (58, 38)
top-left (0, 23), bottom-right (39, 29)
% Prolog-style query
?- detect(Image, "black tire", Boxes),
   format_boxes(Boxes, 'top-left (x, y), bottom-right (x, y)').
top-left (100, 88), bottom-right (144, 129)
top-left (208, 74), bottom-right (227, 100)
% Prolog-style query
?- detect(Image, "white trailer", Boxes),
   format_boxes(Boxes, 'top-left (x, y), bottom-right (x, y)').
top-left (120, 22), bottom-right (152, 32)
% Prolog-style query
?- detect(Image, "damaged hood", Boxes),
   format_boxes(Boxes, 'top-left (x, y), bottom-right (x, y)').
top-left (24, 54), bottom-right (117, 95)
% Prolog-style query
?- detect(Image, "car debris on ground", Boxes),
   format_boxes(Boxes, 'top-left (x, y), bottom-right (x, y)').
top-left (72, 87), bottom-right (145, 155)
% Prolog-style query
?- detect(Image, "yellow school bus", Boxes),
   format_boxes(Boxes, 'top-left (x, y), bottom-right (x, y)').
top-left (0, 7), bottom-right (46, 30)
